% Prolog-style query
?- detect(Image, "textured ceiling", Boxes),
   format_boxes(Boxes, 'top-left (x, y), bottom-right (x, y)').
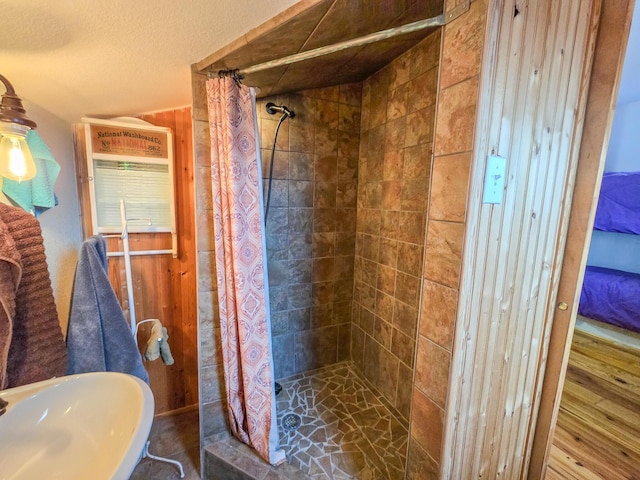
top-left (1, 0), bottom-right (636, 126)
top-left (197, 0), bottom-right (445, 97)
top-left (0, 0), bottom-right (299, 123)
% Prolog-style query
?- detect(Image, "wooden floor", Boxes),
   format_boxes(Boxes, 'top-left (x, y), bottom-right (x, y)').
top-left (547, 329), bottom-right (640, 480)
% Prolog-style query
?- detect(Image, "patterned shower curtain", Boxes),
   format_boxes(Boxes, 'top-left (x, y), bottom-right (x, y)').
top-left (206, 76), bottom-right (285, 465)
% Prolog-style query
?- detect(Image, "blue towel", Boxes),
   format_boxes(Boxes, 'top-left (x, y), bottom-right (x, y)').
top-left (2, 130), bottom-right (60, 217)
top-left (66, 235), bottom-right (149, 383)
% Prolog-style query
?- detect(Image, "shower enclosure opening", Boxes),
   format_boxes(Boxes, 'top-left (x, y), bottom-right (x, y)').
top-left (198, 26), bottom-right (442, 480)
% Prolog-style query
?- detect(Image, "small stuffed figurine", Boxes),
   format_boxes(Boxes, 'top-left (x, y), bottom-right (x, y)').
top-left (144, 319), bottom-right (174, 365)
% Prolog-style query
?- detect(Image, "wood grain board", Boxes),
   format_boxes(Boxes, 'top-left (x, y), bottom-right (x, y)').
top-left (138, 108), bottom-right (198, 414)
top-left (440, 0), bottom-right (601, 477)
top-left (73, 108), bottom-right (197, 414)
top-left (548, 330), bottom-right (640, 480)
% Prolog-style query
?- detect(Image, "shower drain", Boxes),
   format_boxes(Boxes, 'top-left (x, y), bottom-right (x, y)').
top-left (281, 413), bottom-right (302, 432)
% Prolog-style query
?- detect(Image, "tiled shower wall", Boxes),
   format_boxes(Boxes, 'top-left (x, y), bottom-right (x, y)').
top-left (255, 86), bottom-right (361, 379)
top-left (407, 1), bottom-right (487, 477)
top-left (351, 32), bottom-right (440, 422)
top-left (192, 72), bottom-right (227, 446)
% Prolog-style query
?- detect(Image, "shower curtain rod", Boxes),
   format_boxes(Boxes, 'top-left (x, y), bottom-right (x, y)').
top-left (203, 1), bottom-right (469, 77)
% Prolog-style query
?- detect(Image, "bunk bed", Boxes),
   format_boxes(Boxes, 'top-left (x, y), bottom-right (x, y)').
top-left (578, 171), bottom-right (640, 334)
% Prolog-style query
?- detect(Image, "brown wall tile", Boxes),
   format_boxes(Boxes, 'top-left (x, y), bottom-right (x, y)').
top-left (196, 209), bottom-right (215, 252)
top-left (336, 208), bottom-right (357, 232)
top-left (385, 117), bottom-right (407, 152)
top-left (313, 232), bottom-right (335, 257)
top-left (420, 280), bottom-right (457, 350)
top-left (383, 149), bottom-right (405, 180)
top-left (290, 151), bottom-right (314, 179)
top-left (375, 290), bottom-right (395, 323)
top-left (337, 182), bottom-right (357, 207)
top-left (255, 88), bottom-right (362, 377)
top-left (315, 127), bottom-right (338, 157)
top-left (382, 180), bottom-right (403, 210)
top-left (290, 122), bottom-right (315, 153)
top-left (395, 272), bottom-right (420, 307)
top-left (415, 336), bottom-right (451, 408)
top-left (377, 345), bottom-right (400, 402)
top-left (391, 328), bottom-right (415, 368)
top-left (405, 106), bottom-right (436, 148)
top-left (440, 0), bottom-right (488, 89)
top-left (354, 31), bottom-right (441, 417)
top-left (410, 32), bottom-right (441, 79)
top-left (339, 82), bottom-right (363, 106)
top-left (335, 233), bottom-right (356, 256)
top-left (195, 167), bottom-right (213, 210)
top-left (387, 84), bottom-right (408, 120)
top-left (434, 76), bottom-right (479, 156)
top-left (315, 154), bottom-right (338, 181)
top-left (314, 208), bottom-right (337, 232)
top-left (351, 325), bottom-right (365, 371)
top-left (374, 317), bottom-right (393, 349)
top-left (404, 144), bottom-right (432, 180)
top-left (389, 50), bottom-right (411, 90)
top-left (408, 68), bottom-right (439, 113)
top-left (314, 181), bottom-right (337, 207)
top-left (393, 300), bottom-right (418, 337)
top-left (261, 116), bottom-right (290, 150)
top-left (193, 119), bottom-right (211, 167)
top-left (430, 152), bottom-right (471, 222)
top-left (289, 259), bottom-right (312, 285)
top-left (378, 237), bottom-right (398, 268)
top-left (338, 131), bottom-right (360, 159)
top-left (313, 257), bottom-right (335, 282)
top-left (397, 211), bottom-right (426, 244)
top-left (192, 73), bottom-right (208, 122)
top-left (401, 178), bottom-right (429, 212)
top-left (410, 389), bottom-right (444, 463)
top-left (397, 242), bottom-right (424, 277)
top-left (358, 233), bottom-right (379, 261)
top-left (424, 220), bottom-right (464, 288)
top-left (396, 363), bottom-right (414, 420)
top-left (289, 180), bottom-right (314, 207)
top-left (377, 263), bottom-right (397, 296)
top-left (406, 435), bottom-right (439, 480)
top-left (316, 100), bottom-right (339, 129)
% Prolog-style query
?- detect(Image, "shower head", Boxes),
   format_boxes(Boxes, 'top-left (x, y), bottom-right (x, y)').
top-left (266, 102), bottom-right (295, 118)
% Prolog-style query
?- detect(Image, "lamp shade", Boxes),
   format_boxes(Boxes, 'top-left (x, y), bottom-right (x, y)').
top-left (0, 75), bottom-right (38, 182)
top-left (0, 132), bottom-right (37, 181)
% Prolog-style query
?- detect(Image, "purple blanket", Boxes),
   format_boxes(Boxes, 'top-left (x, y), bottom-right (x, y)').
top-left (578, 265), bottom-right (640, 333)
top-left (594, 172), bottom-right (640, 234)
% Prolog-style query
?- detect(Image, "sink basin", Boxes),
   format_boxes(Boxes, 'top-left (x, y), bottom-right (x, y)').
top-left (0, 372), bottom-right (154, 480)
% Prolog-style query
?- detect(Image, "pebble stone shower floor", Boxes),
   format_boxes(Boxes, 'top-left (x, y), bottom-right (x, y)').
top-left (275, 362), bottom-right (409, 479)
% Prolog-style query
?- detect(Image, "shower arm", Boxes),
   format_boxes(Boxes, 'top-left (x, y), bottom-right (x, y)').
top-left (266, 102), bottom-right (295, 118)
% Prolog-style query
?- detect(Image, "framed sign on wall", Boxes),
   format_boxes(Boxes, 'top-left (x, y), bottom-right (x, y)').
top-left (80, 117), bottom-right (176, 244)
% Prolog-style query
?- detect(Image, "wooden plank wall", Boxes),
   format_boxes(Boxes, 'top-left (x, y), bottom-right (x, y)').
top-left (440, 1), bottom-right (601, 478)
top-left (73, 108), bottom-right (197, 414)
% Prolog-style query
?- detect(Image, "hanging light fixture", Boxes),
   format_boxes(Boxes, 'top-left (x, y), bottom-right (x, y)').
top-left (0, 74), bottom-right (37, 182)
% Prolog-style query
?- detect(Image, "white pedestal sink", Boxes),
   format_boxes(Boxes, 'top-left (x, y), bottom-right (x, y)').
top-left (0, 372), bottom-right (154, 480)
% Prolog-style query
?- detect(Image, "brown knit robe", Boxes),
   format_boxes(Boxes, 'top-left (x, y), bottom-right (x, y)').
top-left (0, 204), bottom-right (67, 388)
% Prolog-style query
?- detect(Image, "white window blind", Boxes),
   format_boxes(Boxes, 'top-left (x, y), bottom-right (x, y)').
top-left (93, 159), bottom-right (172, 231)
